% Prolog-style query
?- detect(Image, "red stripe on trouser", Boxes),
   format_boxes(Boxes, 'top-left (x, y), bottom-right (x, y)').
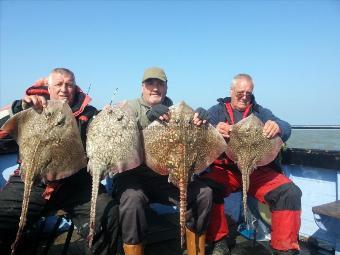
top-left (206, 203), bottom-right (228, 242)
top-left (247, 166), bottom-right (293, 204)
top-left (202, 165), bottom-right (299, 245)
top-left (202, 167), bottom-right (241, 242)
top-left (271, 210), bottom-right (301, 251)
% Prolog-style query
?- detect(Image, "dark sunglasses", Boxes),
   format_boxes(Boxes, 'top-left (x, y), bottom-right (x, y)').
top-left (235, 91), bottom-right (252, 99)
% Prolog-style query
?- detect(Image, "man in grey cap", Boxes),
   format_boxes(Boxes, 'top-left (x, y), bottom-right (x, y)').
top-left (113, 67), bottom-right (213, 255)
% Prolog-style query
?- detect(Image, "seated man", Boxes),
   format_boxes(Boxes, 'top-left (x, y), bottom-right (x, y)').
top-left (113, 67), bottom-right (213, 255)
top-left (202, 74), bottom-right (302, 255)
top-left (0, 68), bottom-right (119, 255)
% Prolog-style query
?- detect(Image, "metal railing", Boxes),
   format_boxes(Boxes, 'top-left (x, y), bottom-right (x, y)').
top-left (292, 125), bottom-right (340, 130)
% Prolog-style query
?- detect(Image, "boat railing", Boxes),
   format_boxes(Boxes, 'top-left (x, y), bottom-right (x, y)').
top-left (292, 125), bottom-right (340, 130)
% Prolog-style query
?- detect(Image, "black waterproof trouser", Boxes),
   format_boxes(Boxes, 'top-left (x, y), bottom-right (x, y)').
top-left (0, 169), bottom-right (119, 255)
top-left (113, 165), bottom-right (213, 244)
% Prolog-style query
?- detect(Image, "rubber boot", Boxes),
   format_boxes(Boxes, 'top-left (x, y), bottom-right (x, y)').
top-left (123, 243), bottom-right (144, 255)
top-left (207, 237), bottom-right (230, 255)
top-left (186, 228), bottom-right (206, 255)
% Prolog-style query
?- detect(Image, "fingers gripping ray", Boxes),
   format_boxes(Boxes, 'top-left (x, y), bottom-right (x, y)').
top-left (225, 114), bottom-right (283, 224)
top-left (143, 101), bottom-right (227, 248)
top-left (86, 101), bottom-right (143, 248)
top-left (1, 100), bottom-right (87, 255)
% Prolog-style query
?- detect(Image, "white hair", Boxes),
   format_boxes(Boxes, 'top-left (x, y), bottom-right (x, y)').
top-left (47, 68), bottom-right (76, 86)
top-left (230, 73), bottom-right (254, 89)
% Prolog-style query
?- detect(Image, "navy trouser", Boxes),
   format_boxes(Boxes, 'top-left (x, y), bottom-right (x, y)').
top-left (113, 165), bottom-right (213, 244)
top-left (0, 169), bottom-right (119, 255)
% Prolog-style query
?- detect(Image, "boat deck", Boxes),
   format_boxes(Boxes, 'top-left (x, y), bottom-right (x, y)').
top-left (14, 210), bottom-right (329, 255)
top-left (16, 228), bottom-right (318, 255)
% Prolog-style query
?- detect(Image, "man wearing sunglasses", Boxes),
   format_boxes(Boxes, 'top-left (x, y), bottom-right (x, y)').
top-left (202, 74), bottom-right (302, 255)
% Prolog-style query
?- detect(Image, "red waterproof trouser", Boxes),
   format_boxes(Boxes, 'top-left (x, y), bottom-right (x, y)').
top-left (202, 165), bottom-right (301, 251)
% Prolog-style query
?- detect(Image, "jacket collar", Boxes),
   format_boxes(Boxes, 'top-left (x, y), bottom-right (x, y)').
top-left (138, 96), bottom-right (173, 108)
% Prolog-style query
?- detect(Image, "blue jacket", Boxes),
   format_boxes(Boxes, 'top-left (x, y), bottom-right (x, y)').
top-left (208, 97), bottom-right (291, 142)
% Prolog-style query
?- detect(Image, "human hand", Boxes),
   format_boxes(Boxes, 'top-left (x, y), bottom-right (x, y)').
top-left (216, 122), bottom-right (232, 138)
top-left (193, 107), bottom-right (210, 126)
top-left (22, 95), bottom-right (47, 112)
top-left (263, 120), bottom-right (281, 139)
top-left (147, 104), bottom-right (170, 122)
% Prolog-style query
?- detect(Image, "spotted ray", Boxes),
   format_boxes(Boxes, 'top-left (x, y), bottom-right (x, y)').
top-left (1, 100), bottom-right (87, 255)
top-left (86, 102), bottom-right (143, 248)
top-left (225, 114), bottom-right (283, 222)
top-left (143, 101), bottom-right (227, 247)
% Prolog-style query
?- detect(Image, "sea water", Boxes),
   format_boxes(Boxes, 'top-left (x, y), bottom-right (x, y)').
top-left (286, 129), bottom-right (340, 151)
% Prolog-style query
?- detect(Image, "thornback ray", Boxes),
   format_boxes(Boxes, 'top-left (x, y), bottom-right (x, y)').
top-left (143, 101), bottom-right (227, 247)
top-left (1, 100), bottom-right (87, 255)
top-left (225, 114), bottom-right (283, 223)
top-left (86, 101), bottom-right (143, 248)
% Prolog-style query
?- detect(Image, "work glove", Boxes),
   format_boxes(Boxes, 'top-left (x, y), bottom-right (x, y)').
top-left (195, 107), bottom-right (211, 122)
top-left (146, 104), bottom-right (169, 122)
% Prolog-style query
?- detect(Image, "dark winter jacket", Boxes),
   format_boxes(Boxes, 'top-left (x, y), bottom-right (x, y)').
top-left (208, 97), bottom-right (291, 142)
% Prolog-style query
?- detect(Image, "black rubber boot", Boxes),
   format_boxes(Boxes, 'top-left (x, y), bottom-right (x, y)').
top-left (272, 248), bottom-right (300, 255)
top-left (207, 238), bottom-right (231, 255)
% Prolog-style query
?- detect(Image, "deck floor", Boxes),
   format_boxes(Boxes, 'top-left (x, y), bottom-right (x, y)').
top-left (12, 211), bottom-right (333, 255)
top-left (16, 231), bottom-right (322, 255)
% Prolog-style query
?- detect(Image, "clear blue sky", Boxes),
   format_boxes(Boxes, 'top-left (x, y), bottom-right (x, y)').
top-left (1, 0), bottom-right (339, 125)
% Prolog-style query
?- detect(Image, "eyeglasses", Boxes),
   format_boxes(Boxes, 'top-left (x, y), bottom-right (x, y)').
top-left (235, 91), bottom-right (252, 99)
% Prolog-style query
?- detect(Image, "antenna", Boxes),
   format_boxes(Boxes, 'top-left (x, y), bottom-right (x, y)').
top-left (86, 84), bottom-right (92, 95)
top-left (109, 88), bottom-right (119, 106)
